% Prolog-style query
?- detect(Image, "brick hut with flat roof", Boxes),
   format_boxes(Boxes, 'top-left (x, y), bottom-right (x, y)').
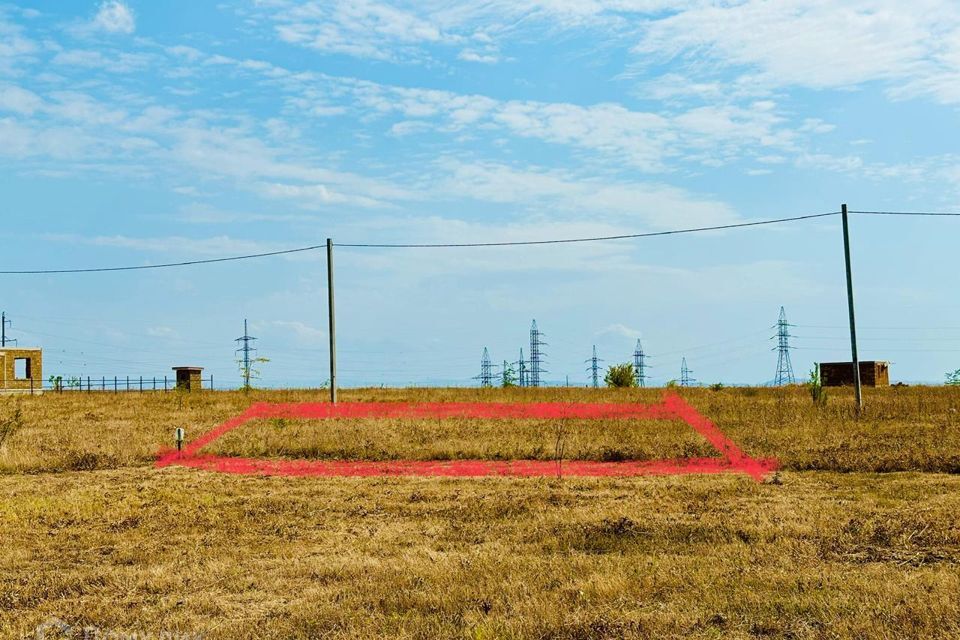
top-left (173, 366), bottom-right (203, 391)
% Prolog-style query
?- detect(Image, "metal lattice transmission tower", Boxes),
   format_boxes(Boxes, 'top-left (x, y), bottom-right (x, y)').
top-left (518, 348), bottom-right (527, 388)
top-left (632, 339), bottom-right (647, 387)
top-left (586, 345), bottom-right (604, 389)
top-left (680, 357), bottom-right (696, 387)
top-left (773, 306), bottom-right (796, 385)
top-left (478, 347), bottom-right (494, 388)
top-left (529, 319), bottom-right (548, 387)
top-left (235, 319), bottom-right (257, 389)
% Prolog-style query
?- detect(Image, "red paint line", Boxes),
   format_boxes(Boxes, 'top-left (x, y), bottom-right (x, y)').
top-left (155, 394), bottom-right (778, 481)
top-left (164, 454), bottom-right (780, 478)
top-left (251, 400), bottom-right (676, 421)
top-left (660, 393), bottom-right (772, 481)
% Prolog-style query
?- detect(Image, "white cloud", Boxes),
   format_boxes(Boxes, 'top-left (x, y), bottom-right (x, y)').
top-left (633, 0), bottom-right (960, 104)
top-left (0, 84), bottom-right (43, 115)
top-left (338, 79), bottom-right (804, 170)
top-left (45, 233), bottom-right (291, 257)
top-left (52, 49), bottom-right (151, 73)
top-left (596, 323), bottom-right (643, 340)
top-left (0, 12), bottom-right (38, 72)
top-left (258, 0), bottom-right (669, 63)
top-left (270, 320), bottom-right (327, 344)
top-left (273, 1), bottom-right (447, 61)
top-left (92, 0), bottom-right (135, 34)
top-left (432, 160), bottom-right (738, 229)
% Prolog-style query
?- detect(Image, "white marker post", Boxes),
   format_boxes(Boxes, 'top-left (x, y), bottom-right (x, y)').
top-left (175, 427), bottom-right (185, 453)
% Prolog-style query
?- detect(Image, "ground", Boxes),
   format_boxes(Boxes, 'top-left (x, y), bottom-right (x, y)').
top-left (1, 386), bottom-right (959, 639)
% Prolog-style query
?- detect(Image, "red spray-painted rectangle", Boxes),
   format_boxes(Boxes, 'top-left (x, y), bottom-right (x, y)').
top-left (156, 393), bottom-right (777, 481)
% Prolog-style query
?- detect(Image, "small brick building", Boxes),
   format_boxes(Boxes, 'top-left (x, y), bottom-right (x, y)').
top-left (173, 366), bottom-right (203, 391)
top-left (0, 347), bottom-right (43, 392)
top-left (820, 361), bottom-right (890, 387)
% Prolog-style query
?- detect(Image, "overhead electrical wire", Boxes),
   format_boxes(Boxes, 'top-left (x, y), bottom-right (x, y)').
top-left (0, 211), bottom-right (839, 275)
top-left (335, 211), bottom-right (840, 248)
top-left (2, 209), bottom-right (957, 275)
top-left (851, 210), bottom-right (960, 217)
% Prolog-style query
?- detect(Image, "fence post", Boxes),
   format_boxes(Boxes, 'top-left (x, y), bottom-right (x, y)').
top-left (153, 377), bottom-right (156, 391)
top-left (327, 237), bottom-right (337, 404)
top-left (102, 376), bottom-right (106, 391)
top-left (164, 375), bottom-right (168, 392)
top-left (210, 374), bottom-right (214, 391)
top-left (841, 204), bottom-right (863, 412)
top-left (139, 376), bottom-right (143, 393)
top-left (114, 376), bottom-right (118, 393)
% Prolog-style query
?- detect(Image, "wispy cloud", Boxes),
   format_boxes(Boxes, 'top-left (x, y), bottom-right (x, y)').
top-left (632, 0), bottom-right (960, 104)
top-left (92, 0), bottom-right (135, 34)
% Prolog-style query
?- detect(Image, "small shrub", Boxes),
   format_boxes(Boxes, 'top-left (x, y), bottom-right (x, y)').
top-left (710, 382), bottom-right (725, 392)
top-left (604, 363), bottom-right (637, 388)
top-left (808, 364), bottom-right (827, 407)
top-left (946, 369), bottom-right (960, 385)
top-left (0, 406), bottom-right (23, 448)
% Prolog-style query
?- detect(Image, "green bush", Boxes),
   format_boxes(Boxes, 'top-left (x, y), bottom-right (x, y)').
top-left (604, 363), bottom-right (637, 388)
top-left (808, 364), bottom-right (827, 407)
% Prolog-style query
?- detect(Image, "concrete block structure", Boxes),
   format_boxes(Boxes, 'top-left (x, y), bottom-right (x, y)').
top-left (820, 361), bottom-right (890, 387)
top-left (173, 366), bottom-right (203, 391)
top-left (0, 347), bottom-right (43, 393)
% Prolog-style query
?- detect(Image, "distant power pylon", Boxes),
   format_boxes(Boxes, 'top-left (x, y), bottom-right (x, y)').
top-left (529, 319), bottom-right (547, 387)
top-left (772, 306), bottom-right (796, 385)
top-left (632, 338), bottom-right (647, 387)
top-left (680, 357), bottom-right (696, 387)
top-left (477, 347), bottom-right (494, 387)
top-left (586, 345), bottom-right (604, 388)
top-left (235, 319), bottom-right (257, 390)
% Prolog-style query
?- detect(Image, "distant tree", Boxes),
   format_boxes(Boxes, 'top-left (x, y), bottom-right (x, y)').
top-left (604, 363), bottom-right (637, 388)
top-left (947, 369), bottom-right (960, 385)
top-left (501, 362), bottom-right (518, 388)
top-left (238, 356), bottom-right (271, 392)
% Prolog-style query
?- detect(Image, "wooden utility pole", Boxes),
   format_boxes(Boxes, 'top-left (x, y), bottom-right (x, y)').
top-left (327, 238), bottom-right (337, 404)
top-left (841, 204), bottom-right (863, 411)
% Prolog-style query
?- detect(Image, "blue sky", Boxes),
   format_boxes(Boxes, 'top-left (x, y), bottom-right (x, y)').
top-left (1, 0), bottom-right (959, 388)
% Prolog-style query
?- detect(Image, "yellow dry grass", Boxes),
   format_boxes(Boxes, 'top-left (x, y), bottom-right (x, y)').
top-left (209, 417), bottom-right (713, 461)
top-left (0, 386), bottom-right (959, 639)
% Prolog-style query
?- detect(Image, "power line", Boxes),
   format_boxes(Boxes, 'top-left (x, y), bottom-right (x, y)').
top-left (0, 245), bottom-right (326, 275)
top-left (335, 212), bottom-right (840, 248)
top-left (2, 209), bottom-right (957, 275)
top-left (851, 210), bottom-right (960, 217)
top-left (0, 212), bottom-right (839, 274)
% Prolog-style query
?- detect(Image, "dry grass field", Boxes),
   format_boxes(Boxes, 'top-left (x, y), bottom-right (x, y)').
top-left (1, 386), bottom-right (959, 639)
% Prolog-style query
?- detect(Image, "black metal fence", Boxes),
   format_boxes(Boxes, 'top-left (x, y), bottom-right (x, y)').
top-left (42, 375), bottom-right (215, 393)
